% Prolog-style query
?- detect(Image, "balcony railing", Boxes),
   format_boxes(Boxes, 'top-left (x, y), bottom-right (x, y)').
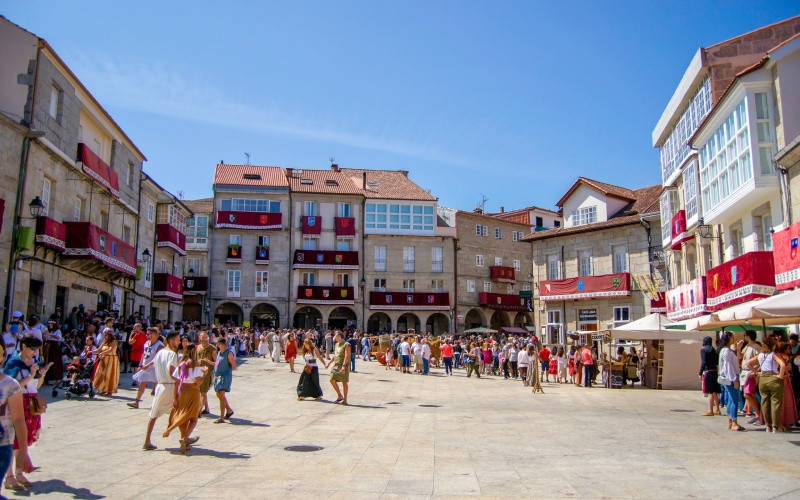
top-left (63, 222), bottom-right (136, 279)
top-left (369, 291), bottom-right (450, 311)
top-left (153, 273), bottom-right (183, 302)
top-left (705, 251), bottom-right (775, 310)
top-left (297, 286), bottom-right (354, 305)
top-left (478, 292), bottom-right (532, 312)
top-left (156, 223), bottom-right (186, 256)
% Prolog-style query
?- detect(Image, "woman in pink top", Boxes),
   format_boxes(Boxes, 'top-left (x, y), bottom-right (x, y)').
top-left (581, 346), bottom-right (594, 387)
top-left (440, 341), bottom-right (454, 375)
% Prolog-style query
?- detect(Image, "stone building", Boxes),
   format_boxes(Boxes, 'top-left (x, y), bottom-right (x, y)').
top-left (182, 198), bottom-right (213, 323)
top-left (489, 205), bottom-right (562, 231)
top-left (524, 178), bottom-right (662, 344)
top-left (343, 168), bottom-right (455, 334)
top-left (454, 210), bottom-right (534, 333)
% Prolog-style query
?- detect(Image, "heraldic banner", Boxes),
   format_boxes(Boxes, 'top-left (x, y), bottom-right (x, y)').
top-left (772, 221), bottom-right (800, 290)
top-left (335, 217), bottom-right (356, 237)
top-left (216, 210), bottom-right (282, 230)
top-left (539, 272), bottom-right (631, 301)
top-left (705, 251), bottom-right (775, 310)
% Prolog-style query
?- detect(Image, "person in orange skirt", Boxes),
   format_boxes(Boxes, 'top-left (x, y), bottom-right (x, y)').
top-left (284, 332), bottom-right (298, 373)
top-left (163, 344), bottom-right (206, 453)
top-left (91, 329), bottom-right (119, 396)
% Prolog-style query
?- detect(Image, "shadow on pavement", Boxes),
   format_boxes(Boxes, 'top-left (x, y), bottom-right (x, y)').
top-left (13, 479), bottom-right (104, 499)
top-left (168, 447), bottom-right (251, 459)
top-left (230, 418), bottom-right (270, 427)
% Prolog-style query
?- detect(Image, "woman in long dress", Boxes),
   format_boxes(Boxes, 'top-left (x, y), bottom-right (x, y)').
top-left (257, 332), bottom-right (270, 357)
top-left (92, 329), bottom-right (119, 396)
top-left (777, 342), bottom-right (797, 430)
top-left (285, 333), bottom-right (298, 373)
top-left (297, 339), bottom-right (325, 400)
top-left (163, 344), bottom-right (206, 453)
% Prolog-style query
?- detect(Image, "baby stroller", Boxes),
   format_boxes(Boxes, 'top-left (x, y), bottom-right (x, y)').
top-left (51, 358), bottom-right (95, 399)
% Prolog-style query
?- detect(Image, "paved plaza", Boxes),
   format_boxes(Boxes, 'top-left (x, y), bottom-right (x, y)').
top-left (11, 358), bottom-right (800, 499)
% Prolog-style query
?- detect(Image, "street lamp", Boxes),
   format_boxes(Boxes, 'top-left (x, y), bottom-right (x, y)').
top-left (141, 248), bottom-right (151, 259)
top-left (28, 196), bottom-right (45, 218)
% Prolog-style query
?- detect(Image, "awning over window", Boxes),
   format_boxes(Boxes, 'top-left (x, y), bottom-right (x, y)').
top-left (153, 273), bottom-right (183, 301)
top-left (706, 251), bottom-right (775, 311)
top-left (215, 210), bottom-right (282, 230)
top-left (671, 210), bottom-right (694, 250)
top-left (35, 216), bottom-right (66, 252)
top-left (369, 291), bottom-right (450, 311)
top-left (772, 221), bottom-right (800, 290)
top-left (539, 272), bottom-right (630, 301)
top-left (666, 276), bottom-right (707, 320)
top-left (292, 250), bottom-right (359, 270)
top-left (77, 143), bottom-right (119, 198)
top-left (500, 326), bottom-right (527, 334)
top-left (156, 223), bottom-right (186, 256)
top-left (478, 293), bottom-right (532, 311)
top-left (63, 222), bottom-right (136, 277)
top-left (335, 217), bottom-right (356, 238)
top-left (297, 286), bottom-right (354, 305)
top-left (490, 266), bottom-right (515, 283)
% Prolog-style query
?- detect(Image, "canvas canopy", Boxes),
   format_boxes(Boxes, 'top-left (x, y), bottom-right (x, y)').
top-left (606, 313), bottom-right (706, 341)
top-left (696, 289), bottom-right (800, 329)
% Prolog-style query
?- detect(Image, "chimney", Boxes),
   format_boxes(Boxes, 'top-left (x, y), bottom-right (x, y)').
top-left (473, 207), bottom-right (483, 214)
top-left (331, 163), bottom-right (339, 172)
top-left (500, 206), bottom-right (504, 213)
top-left (362, 172), bottom-right (367, 190)
top-left (286, 167), bottom-right (293, 176)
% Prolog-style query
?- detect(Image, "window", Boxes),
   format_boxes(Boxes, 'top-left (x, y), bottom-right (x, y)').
top-left (578, 250), bottom-right (592, 276)
top-left (100, 211), bottom-right (109, 231)
top-left (475, 224), bottom-right (482, 236)
top-left (523, 284), bottom-right (531, 291)
top-left (147, 202), bottom-right (155, 222)
top-left (160, 259), bottom-right (166, 273)
top-left (755, 92), bottom-right (775, 175)
top-left (186, 216), bottom-right (209, 245)
top-left (123, 226), bottom-right (131, 245)
top-left (466, 280), bottom-right (475, 292)
top-left (512, 231), bottom-right (519, 242)
top-left (368, 203), bottom-right (433, 232)
top-left (554, 220), bottom-right (561, 228)
top-left (156, 204), bottom-right (187, 233)
top-left (659, 76), bottom-right (711, 184)
top-left (431, 279), bottom-right (444, 291)
top-left (546, 310), bottom-right (564, 345)
top-left (41, 178), bottom-right (51, 216)
top-left (660, 190), bottom-right (679, 245)
top-left (494, 227), bottom-right (501, 239)
top-left (683, 161), bottom-right (699, 222)
top-left (547, 255), bottom-right (560, 280)
top-left (302, 236), bottom-right (317, 250)
top-left (127, 162), bottom-right (135, 188)
top-left (186, 258), bottom-right (201, 275)
top-left (507, 284), bottom-right (513, 294)
top-left (335, 273), bottom-right (350, 287)
top-left (143, 255), bottom-right (152, 287)
top-left (374, 246), bottom-right (387, 272)
top-left (304, 201), bottom-right (317, 216)
top-left (494, 256), bottom-right (503, 266)
top-left (337, 203), bottom-right (351, 218)
top-left (762, 215), bottom-right (773, 251)
top-left (221, 198), bottom-right (280, 213)
top-left (402, 279), bottom-right (415, 291)
top-left (732, 227), bottom-right (744, 257)
top-left (535, 216), bottom-right (544, 227)
top-left (336, 238), bottom-right (351, 251)
top-left (475, 254), bottom-right (484, 267)
top-left (227, 270), bottom-right (241, 297)
top-left (483, 281), bottom-right (492, 292)
top-left (573, 206), bottom-right (597, 226)
top-left (373, 279), bottom-right (386, 290)
top-left (613, 306), bottom-right (631, 327)
top-left (73, 197), bottom-right (83, 222)
top-left (612, 245), bottom-right (628, 273)
top-left (302, 272), bottom-right (316, 286)
top-left (49, 85), bottom-right (60, 120)
top-left (431, 247), bottom-right (443, 273)
top-left (258, 235), bottom-right (270, 247)
top-left (173, 262), bottom-right (178, 276)
top-left (513, 259), bottom-right (521, 272)
top-left (403, 247), bottom-right (415, 272)
top-left (229, 235), bottom-right (242, 247)
top-left (482, 225), bottom-right (488, 236)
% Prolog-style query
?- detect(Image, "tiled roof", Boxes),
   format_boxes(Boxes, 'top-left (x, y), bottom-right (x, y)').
top-left (555, 177), bottom-right (637, 208)
top-left (488, 204), bottom-right (562, 224)
top-left (183, 198), bottom-right (214, 214)
top-left (456, 210), bottom-right (532, 228)
top-left (523, 184), bottom-right (661, 241)
top-left (286, 168), bottom-right (363, 195)
top-left (213, 164), bottom-right (289, 188)
top-left (341, 168), bottom-right (436, 201)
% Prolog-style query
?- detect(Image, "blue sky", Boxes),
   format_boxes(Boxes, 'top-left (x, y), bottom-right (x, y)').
top-left (4, 2), bottom-right (798, 212)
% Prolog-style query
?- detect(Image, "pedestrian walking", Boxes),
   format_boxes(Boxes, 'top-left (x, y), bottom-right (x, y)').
top-left (196, 332), bottom-right (217, 415)
top-left (699, 336), bottom-right (721, 416)
top-left (326, 331), bottom-right (350, 405)
top-left (213, 338), bottom-right (237, 423)
top-left (717, 332), bottom-right (745, 432)
top-left (162, 344), bottom-right (206, 453)
top-left (142, 332), bottom-right (180, 451)
top-left (441, 340), bottom-right (453, 375)
top-left (128, 327), bottom-right (163, 409)
top-left (91, 329), bottom-right (119, 396)
top-left (297, 339), bottom-right (325, 400)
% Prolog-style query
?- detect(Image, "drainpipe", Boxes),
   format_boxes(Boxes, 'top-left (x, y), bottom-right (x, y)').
top-left (360, 195), bottom-right (366, 331)
top-left (3, 43), bottom-right (43, 325)
top-left (775, 161), bottom-right (792, 226)
top-left (286, 188), bottom-right (293, 329)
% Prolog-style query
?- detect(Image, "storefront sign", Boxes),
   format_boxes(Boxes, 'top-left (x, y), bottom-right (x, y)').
top-left (578, 309), bottom-right (597, 322)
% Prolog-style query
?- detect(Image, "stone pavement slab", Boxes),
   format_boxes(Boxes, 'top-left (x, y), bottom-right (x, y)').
top-left (8, 356), bottom-right (800, 499)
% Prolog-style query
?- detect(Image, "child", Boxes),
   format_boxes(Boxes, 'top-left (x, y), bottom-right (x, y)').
top-left (66, 355), bottom-right (83, 384)
top-left (385, 346), bottom-right (392, 370)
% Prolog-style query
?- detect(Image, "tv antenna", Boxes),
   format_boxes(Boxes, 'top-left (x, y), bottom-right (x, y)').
top-left (477, 194), bottom-right (488, 212)
top-left (329, 156), bottom-right (336, 165)
top-left (244, 152), bottom-right (250, 165)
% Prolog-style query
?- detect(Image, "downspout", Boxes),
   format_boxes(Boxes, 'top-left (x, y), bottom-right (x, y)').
top-left (453, 236), bottom-right (458, 334)
top-left (286, 187), bottom-right (293, 329)
top-left (560, 244), bottom-right (565, 344)
top-left (776, 161), bottom-right (792, 226)
top-left (3, 43), bottom-right (42, 325)
top-left (133, 161), bottom-right (143, 317)
top-left (360, 194), bottom-right (366, 331)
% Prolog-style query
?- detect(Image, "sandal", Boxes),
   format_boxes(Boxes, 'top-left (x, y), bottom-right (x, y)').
top-left (4, 478), bottom-right (24, 491)
top-left (730, 425), bottom-right (746, 432)
top-left (15, 472), bottom-right (32, 487)
top-left (224, 411), bottom-right (234, 420)
top-left (213, 418), bottom-right (225, 424)
top-left (127, 401), bottom-right (140, 409)
top-left (142, 443), bottom-right (157, 451)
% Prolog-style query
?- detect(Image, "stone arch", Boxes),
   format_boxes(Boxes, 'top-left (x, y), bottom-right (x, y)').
top-left (490, 310), bottom-right (510, 330)
top-left (464, 308), bottom-right (485, 330)
top-left (214, 302), bottom-right (244, 325)
top-left (328, 307), bottom-right (357, 330)
top-left (397, 313), bottom-right (421, 334)
top-left (425, 313), bottom-right (449, 335)
top-left (251, 303), bottom-right (280, 329)
top-left (293, 306), bottom-right (322, 330)
top-left (513, 312), bottom-right (532, 329)
top-left (367, 312), bottom-right (392, 334)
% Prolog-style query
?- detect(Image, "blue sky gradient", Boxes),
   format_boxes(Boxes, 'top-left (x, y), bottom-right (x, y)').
top-left (4, 2), bottom-right (798, 212)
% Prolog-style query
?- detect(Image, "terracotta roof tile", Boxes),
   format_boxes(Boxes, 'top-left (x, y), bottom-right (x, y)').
top-left (341, 168), bottom-right (436, 201)
top-left (183, 198), bottom-right (214, 214)
top-left (456, 210), bottom-right (532, 229)
top-left (286, 168), bottom-right (363, 195)
top-left (524, 183), bottom-right (661, 241)
top-left (555, 177), bottom-right (637, 207)
top-left (213, 164), bottom-right (289, 188)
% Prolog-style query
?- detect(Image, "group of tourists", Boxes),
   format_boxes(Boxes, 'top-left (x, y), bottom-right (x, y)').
top-left (699, 330), bottom-right (800, 433)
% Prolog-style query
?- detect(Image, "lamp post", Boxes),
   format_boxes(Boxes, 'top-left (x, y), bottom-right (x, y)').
top-left (28, 196), bottom-right (45, 218)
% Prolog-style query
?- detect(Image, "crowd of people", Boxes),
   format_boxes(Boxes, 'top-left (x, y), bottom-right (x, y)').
top-left (699, 330), bottom-right (800, 433)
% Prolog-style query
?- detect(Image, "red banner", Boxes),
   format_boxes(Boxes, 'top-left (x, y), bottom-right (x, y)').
top-left (705, 251), bottom-right (775, 310)
top-left (369, 291), bottom-right (450, 311)
top-left (255, 245), bottom-right (269, 265)
top-left (490, 266), bottom-right (516, 283)
top-left (772, 221), bottom-right (800, 290)
top-left (63, 222), bottom-right (136, 276)
top-left (297, 286), bottom-right (354, 305)
top-left (215, 210), bottom-right (282, 230)
top-left (478, 292), bottom-right (532, 311)
top-left (0, 199), bottom-right (4, 234)
top-left (540, 272), bottom-right (630, 301)
top-left (335, 217), bottom-right (356, 238)
top-left (226, 245), bottom-right (242, 262)
top-left (156, 223), bottom-right (186, 256)
top-left (153, 273), bottom-right (184, 301)
top-left (666, 276), bottom-right (707, 320)
top-left (293, 250), bottom-right (359, 269)
top-left (77, 143), bottom-right (119, 198)
top-left (35, 216), bottom-right (66, 252)
top-left (671, 210), bottom-right (694, 250)
top-left (650, 292), bottom-right (666, 313)
top-left (302, 215), bottom-right (322, 235)
top-left (183, 276), bottom-right (208, 294)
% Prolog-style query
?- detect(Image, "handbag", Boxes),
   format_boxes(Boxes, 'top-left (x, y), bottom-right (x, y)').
top-left (29, 395), bottom-right (47, 415)
top-left (303, 364), bottom-right (312, 374)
